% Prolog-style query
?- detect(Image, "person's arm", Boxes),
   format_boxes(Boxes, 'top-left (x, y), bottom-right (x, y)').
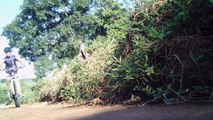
top-left (14, 56), bottom-right (25, 67)
top-left (17, 59), bottom-right (25, 67)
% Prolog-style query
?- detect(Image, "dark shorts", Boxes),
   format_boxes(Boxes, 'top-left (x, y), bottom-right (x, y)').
top-left (6, 69), bottom-right (18, 76)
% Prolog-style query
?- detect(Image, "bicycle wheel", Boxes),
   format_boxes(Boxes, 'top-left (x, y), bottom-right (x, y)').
top-left (13, 80), bottom-right (20, 107)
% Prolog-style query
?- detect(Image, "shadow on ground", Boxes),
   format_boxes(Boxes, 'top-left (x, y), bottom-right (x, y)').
top-left (59, 103), bottom-right (213, 120)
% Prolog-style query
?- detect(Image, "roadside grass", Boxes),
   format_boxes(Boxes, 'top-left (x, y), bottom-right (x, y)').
top-left (0, 79), bottom-right (39, 105)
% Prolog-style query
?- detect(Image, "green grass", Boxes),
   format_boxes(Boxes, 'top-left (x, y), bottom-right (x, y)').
top-left (0, 82), bottom-right (9, 104)
top-left (0, 80), bottom-right (39, 105)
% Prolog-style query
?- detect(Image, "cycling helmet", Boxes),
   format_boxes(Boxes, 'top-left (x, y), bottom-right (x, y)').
top-left (4, 47), bottom-right (12, 53)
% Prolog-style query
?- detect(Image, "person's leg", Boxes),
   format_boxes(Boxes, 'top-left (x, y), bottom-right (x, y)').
top-left (5, 74), bottom-right (11, 97)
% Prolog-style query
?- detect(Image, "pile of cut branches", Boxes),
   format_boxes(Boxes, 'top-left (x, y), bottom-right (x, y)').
top-left (151, 35), bottom-right (213, 105)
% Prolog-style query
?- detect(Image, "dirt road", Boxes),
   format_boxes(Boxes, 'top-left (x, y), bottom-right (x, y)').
top-left (0, 102), bottom-right (213, 120)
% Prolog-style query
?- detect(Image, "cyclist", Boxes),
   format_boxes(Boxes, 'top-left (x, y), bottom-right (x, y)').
top-left (0, 47), bottom-right (25, 97)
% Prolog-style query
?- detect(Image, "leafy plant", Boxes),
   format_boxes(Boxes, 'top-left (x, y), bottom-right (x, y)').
top-left (0, 83), bottom-right (10, 104)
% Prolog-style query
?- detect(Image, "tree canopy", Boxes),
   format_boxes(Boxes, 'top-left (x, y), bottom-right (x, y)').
top-left (2, 0), bottom-right (129, 78)
top-left (3, 0), bottom-right (90, 61)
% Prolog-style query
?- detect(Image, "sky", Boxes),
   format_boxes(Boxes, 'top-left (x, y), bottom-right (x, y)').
top-left (0, 0), bottom-right (36, 79)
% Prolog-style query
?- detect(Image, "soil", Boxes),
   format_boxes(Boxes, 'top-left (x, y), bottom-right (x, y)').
top-left (0, 102), bottom-right (213, 120)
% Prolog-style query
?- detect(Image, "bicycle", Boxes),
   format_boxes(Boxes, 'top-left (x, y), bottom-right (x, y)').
top-left (0, 67), bottom-right (23, 107)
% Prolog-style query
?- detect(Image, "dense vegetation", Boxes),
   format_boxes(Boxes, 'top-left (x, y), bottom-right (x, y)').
top-left (1, 0), bottom-right (213, 105)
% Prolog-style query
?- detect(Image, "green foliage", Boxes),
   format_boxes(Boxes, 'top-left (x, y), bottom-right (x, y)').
top-left (106, 0), bottom-right (213, 104)
top-left (2, 0), bottom-right (93, 76)
top-left (46, 37), bottom-right (119, 103)
top-left (160, 0), bottom-right (213, 36)
top-left (106, 0), bottom-right (165, 100)
top-left (94, 0), bottom-right (130, 39)
top-left (151, 0), bottom-right (213, 103)
top-left (34, 55), bottom-right (56, 79)
top-left (2, 0), bottom-right (212, 105)
top-left (2, 0), bottom-right (130, 78)
top-left (0, 80), bottom-right (39, 105)
top-left (20, 80), bottom-right (40, 104)
top-left (0, 83), bottom-right (10, 104)
top-left (15, 0), bottom-right (131, 102)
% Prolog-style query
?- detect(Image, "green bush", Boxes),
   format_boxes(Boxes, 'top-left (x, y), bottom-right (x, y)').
top-left (0, 80), bottom-right (39, 105)
top-left (29, 0), bottom-right (213, 104)
top-left (106, 0), bottom-right (164, 101)
top-left (0, 83), bottom-right (10, 104)
top-left (106, 0), bottom-right (213, 104)
top-left (20, 80), bottom-right (40, 104)
top-left (56, 37), bottom-right (119, 103)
